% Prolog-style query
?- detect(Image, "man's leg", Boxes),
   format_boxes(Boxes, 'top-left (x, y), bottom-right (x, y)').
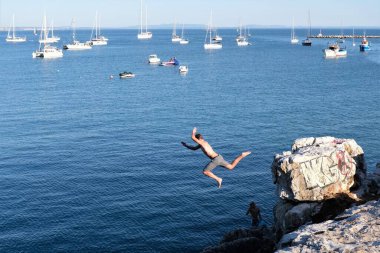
top-left (225, 151), bottom-right (251, 170)
top-left (203, 170), bottom-right (222, 188)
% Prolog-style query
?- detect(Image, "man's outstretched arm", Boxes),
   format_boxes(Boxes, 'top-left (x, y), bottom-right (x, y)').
top-left (181, 142), bottom-right (201, 150)
top-left (191, 127), bottom-right (201, 144)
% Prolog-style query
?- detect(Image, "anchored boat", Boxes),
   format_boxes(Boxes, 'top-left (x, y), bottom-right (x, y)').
top-left (179, 65), bottom-right (188, 73)
top-left (160, 57), bottom-right (179, 66)
top-left (87, 11), bottom-right (108, 46)
top-left (290, 17), bottom-right (299, 44)
top-left (63, 19), bottom-right (92, 50)
top-left (359, 37), bottom-right (370, 52)
top-left (302, 10), bottom-right (312, 46)
top-left (137, 0), bottom-right (152, 40)
top-left (119, 72), bottom-right (135, 78)
top-left (323, 42), bottom-right (347, 58)
top-left (148, 54), bottom-right (161, 64)
top-left (204, 11), bottom-right (222, 50)
top-left (33, 14), bottom-right (63, 58)
top-left (6, 14), bottom-right (26, 43)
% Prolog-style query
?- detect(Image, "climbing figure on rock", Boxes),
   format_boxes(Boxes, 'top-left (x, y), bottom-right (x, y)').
top-left (181, 127), bottom-right (251, 188)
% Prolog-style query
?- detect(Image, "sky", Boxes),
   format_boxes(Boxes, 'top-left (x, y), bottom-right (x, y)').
top-left (1, 0), bottom-right (380, 28)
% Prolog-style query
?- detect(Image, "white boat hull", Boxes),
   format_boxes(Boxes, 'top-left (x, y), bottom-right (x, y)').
top-left (39, 37), bottom-right (60, 43)
top-left (148, 54), bottom-right (160, 64)
top-left (89, 39), bottom-right (107, 46)
top-left (138, 32), bottom-right (152, 40)
top-left (172, 36), bottom-right (181, 42)
top-left (291, 38), bottom-right (299, 44)
top-left (237, 40), bottom-right (250, 46)
top-left (212, 36), bottom-right (222, 42)
top-left (33, 46), bottom-right (63, 58)
top-left (324, 49), bottom-right (347, 58)
top-left (64, 42), bottom-right (92, 50)
top-left (204, 43), bottom-right (222, 50)
top-left (179, 66), bottom-right (188, 73)
top-left (6, 37), bottom-right (27, 42)
top-left (180, 39), bottom-right (189, 45)
top-left (149, 60), bottom-right (160, 64)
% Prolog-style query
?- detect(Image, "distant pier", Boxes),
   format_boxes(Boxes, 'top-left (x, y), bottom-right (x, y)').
top-left (309, 35), bottom-right (380, 39)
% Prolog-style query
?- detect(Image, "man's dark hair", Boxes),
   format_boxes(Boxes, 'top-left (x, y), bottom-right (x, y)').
top-left (195, 133), bottom-right (203, 140)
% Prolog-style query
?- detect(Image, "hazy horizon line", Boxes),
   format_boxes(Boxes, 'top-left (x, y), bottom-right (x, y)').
top-left (3, 24), bottom-right (380, 30)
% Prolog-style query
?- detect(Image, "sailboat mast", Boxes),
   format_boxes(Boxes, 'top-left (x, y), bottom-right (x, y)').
top-left (98, 13), bottom-right (100, 36)
top-left (308, 10), bottom-right (311, 37)
top-left (12, 14), bottom-right (15, 38)
top-left (291, 17), bottom-right (294, 39)
top-left (43, 14), bottom-right (47, 46)
top-left (51, 20), bottom-right (54, 37)
top-left (140, 0), bottom-right (143, 33)
top-left (145, 6), bottom-right (148, 33)
top-left (72, 18), bottom-right (75, 41)
top-left (95, 11), bottom-right (98, 38)
top-left (210, 10), bottom-right (213, 43)
top-left (173, 19), bottom-right (176, 36)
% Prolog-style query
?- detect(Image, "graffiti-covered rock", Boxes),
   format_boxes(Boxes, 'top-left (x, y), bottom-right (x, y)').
top-left (271, 137), bottom-right (366, 201)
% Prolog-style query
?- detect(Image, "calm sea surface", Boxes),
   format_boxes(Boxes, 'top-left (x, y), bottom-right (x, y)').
top-left (0, 28), bottom-right (379, 252)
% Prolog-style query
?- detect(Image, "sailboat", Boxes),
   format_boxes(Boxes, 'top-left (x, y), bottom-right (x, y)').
top-left (33, 27), bottom-right (37, 35)
top-left (290, 17), bottom-right (299, 44)
top-left (171, 20), bottom-right (181, 42)
top-left (179, 24), bottom-right (189, 44)
top-left (236, 24), bottom-right (250, 46)
top-left (63, 19), bottom-right (92, 50)
top-left (204, 11), bottom-right (222, 49)
top-left (33, 14), bottom-right (63, 58)
top-left (6, 14), bottom-right (26, 42)
top-left (87, 11), bottom-right (108, 46)
top-left (317, 29), bottom-right (323, 38)
top-left (337, 23), bottom-right (345, 43)
top-left (302, 10), bottom-right (312, 46)
top-left (352, 27), bottom-right (356, 47)
top-left (39, 19), bottom-right (60, 43)
top-left (137, 0), bottom-right (152, 40)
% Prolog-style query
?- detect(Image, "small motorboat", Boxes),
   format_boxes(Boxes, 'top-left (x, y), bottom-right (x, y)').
top-left (359, 37), bottom-right (370, 52)
top-left (323, 42), bottom-right (347, 58)
top-left (148, 54), bottom-right (161, 64)
top-left (179, 65), bottom-right (188, 73)
top-left (302, 38), bottom-right (312, 46)
top-left (119, 71), bottom-right (135, 78)
top-left (160, 57), bottom-right (179, 66)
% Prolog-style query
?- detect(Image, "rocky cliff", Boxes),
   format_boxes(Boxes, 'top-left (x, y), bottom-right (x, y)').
top-left (276, 200), bottom-right (380, 253)
top-left (272, 137), bottom-right (367, 239)
top-left (203, 137), bottom-right (380, 253)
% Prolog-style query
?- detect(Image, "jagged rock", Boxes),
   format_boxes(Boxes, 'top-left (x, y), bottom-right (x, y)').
top-left (271, 137), bottom-right (366, 201)
top-left (276, 200), bottom-right (380, 253)
top-left (273, 195), bottom-right (355, 240)
top-left (361, 162), bottom-right (380, 198)
top-left (202, 227), bottom-right (275, 253)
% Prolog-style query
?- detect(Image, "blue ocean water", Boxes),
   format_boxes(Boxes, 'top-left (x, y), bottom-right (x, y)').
top-left (0, 28), bottom-right (379, 252)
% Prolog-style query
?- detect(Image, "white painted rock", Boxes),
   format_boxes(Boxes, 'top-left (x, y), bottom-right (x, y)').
top-left (272, 137), bottom-right (366, 201)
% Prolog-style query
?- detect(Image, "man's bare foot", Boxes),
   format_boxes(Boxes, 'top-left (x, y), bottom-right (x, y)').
top-left (242, 151), bottom-right (251, 157)
top-left (217, 178), bottom-right (223, 188)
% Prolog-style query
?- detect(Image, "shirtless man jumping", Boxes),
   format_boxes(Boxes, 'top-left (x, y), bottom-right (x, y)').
top-left (181, 127), bottom-right (251, 188)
